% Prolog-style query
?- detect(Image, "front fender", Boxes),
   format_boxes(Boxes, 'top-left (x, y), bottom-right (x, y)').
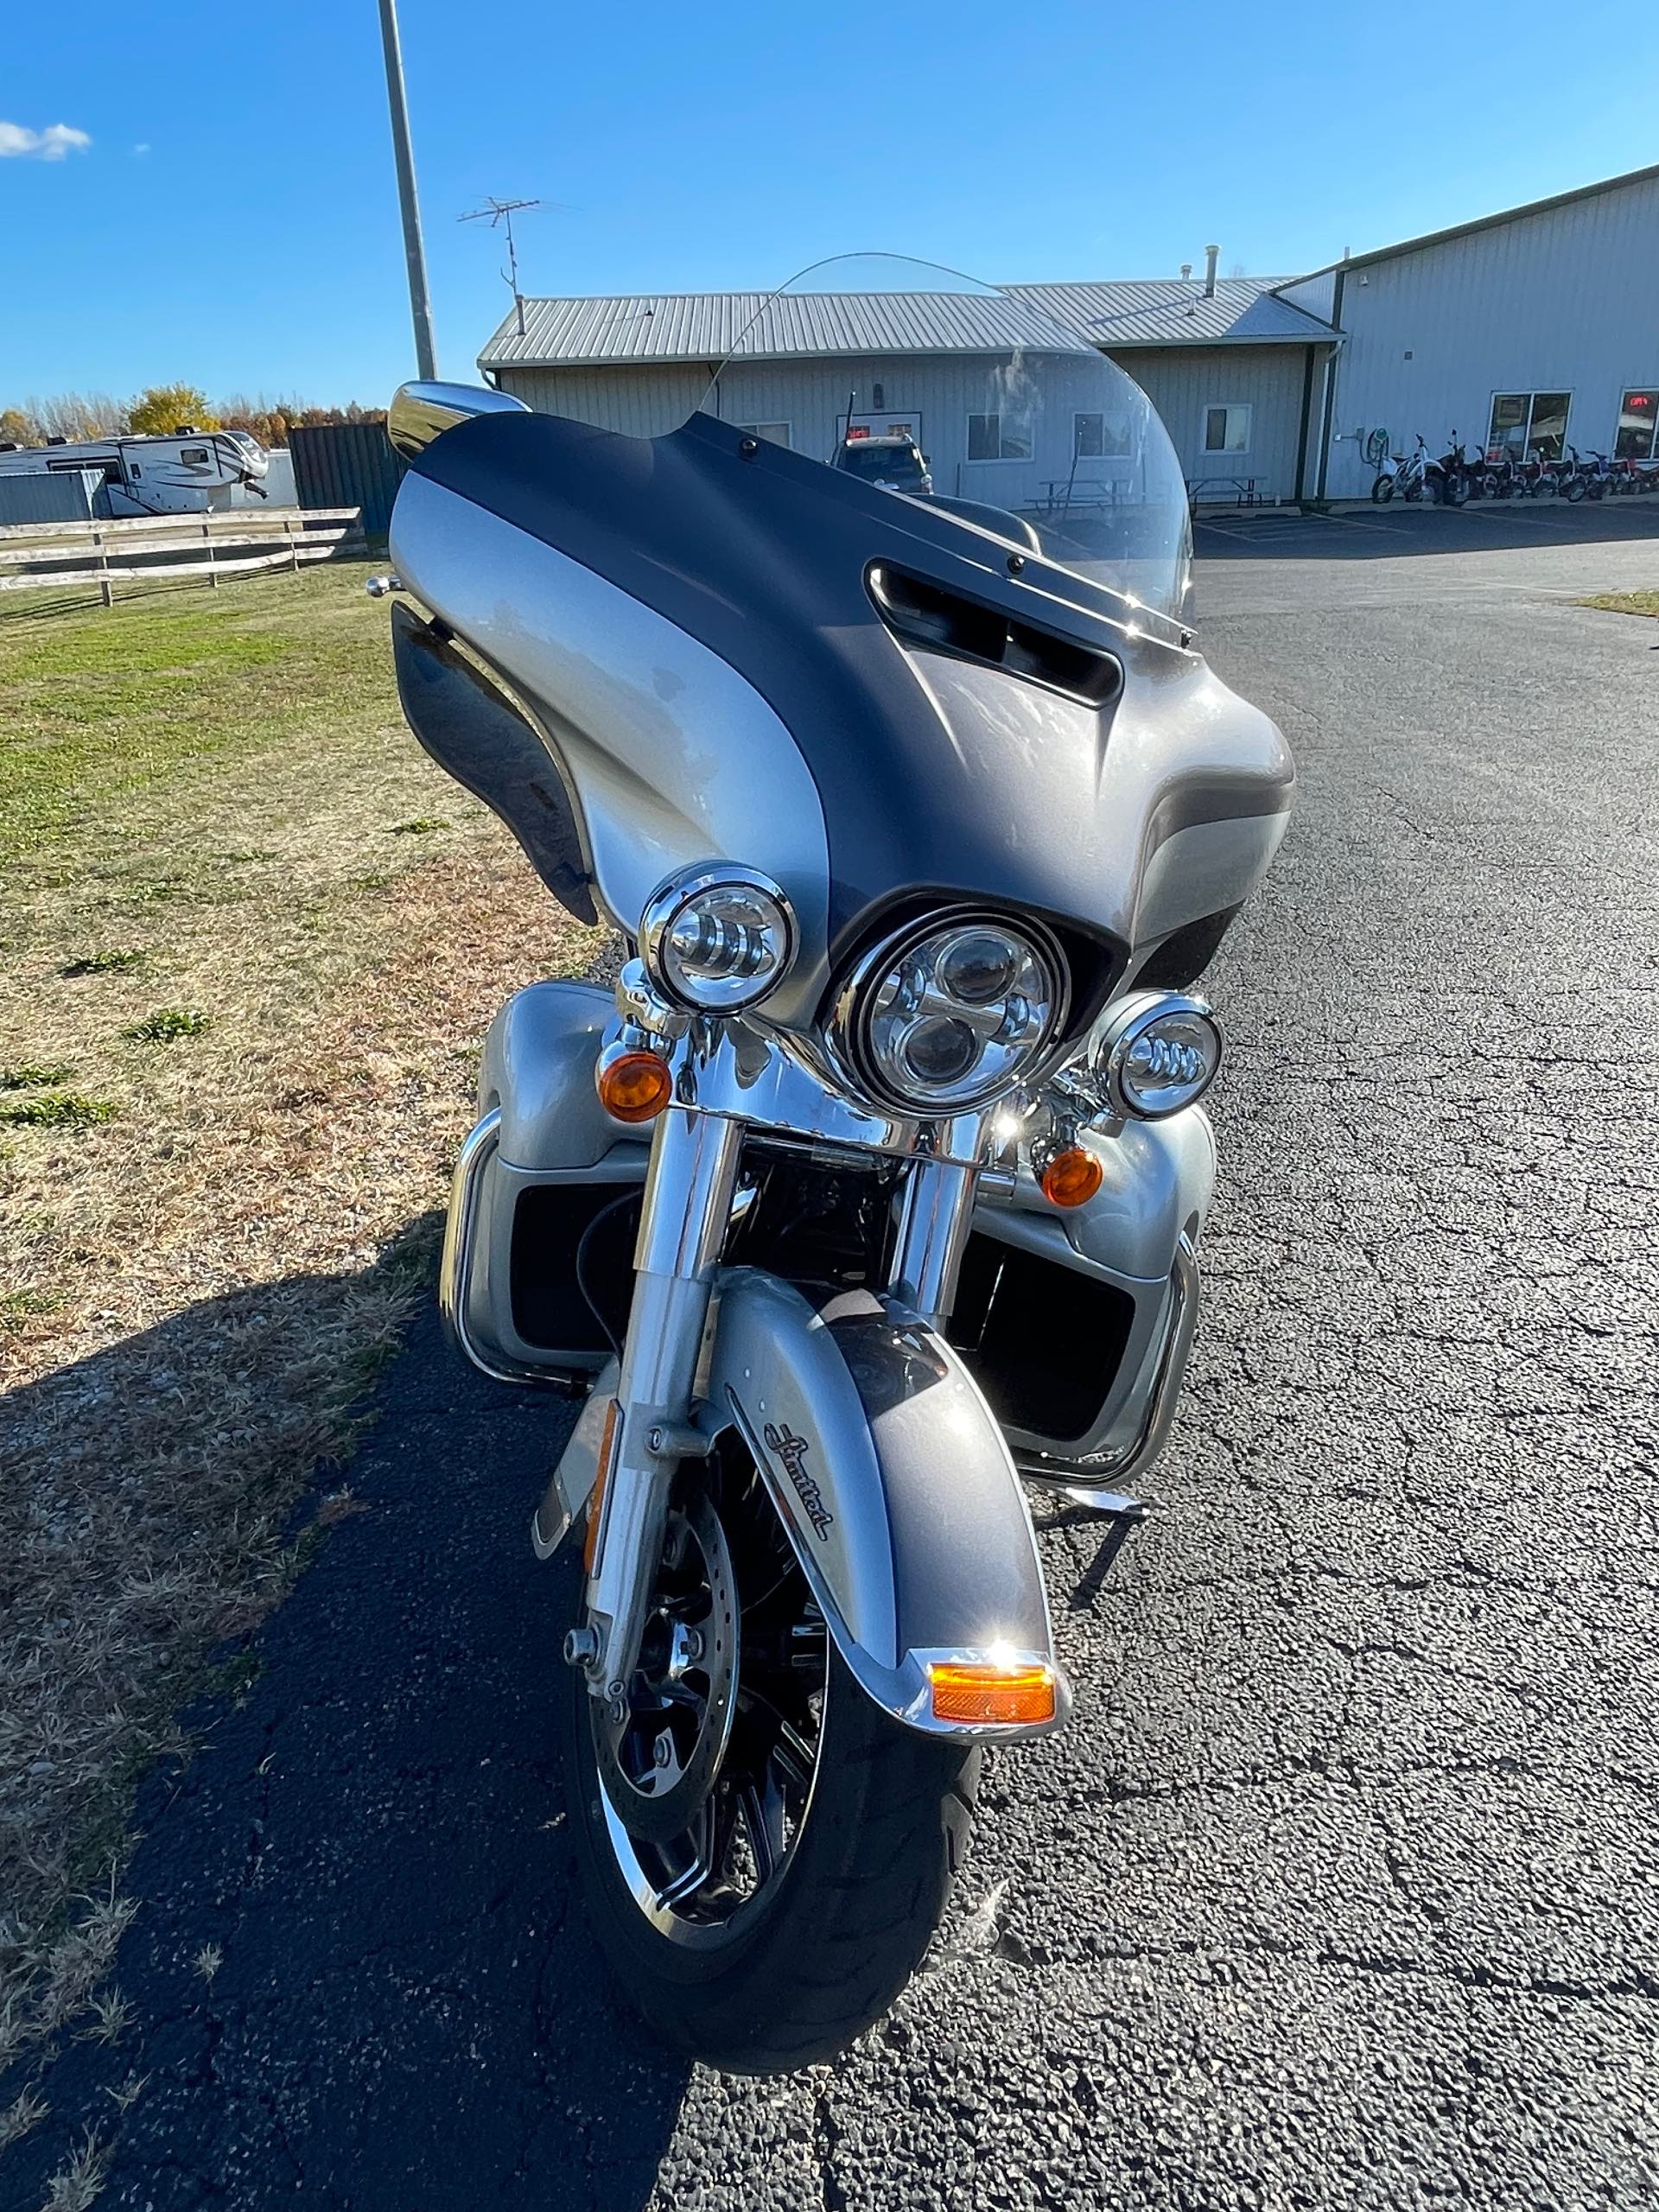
top-left (704, 1268), bottom-right (1068, 1740)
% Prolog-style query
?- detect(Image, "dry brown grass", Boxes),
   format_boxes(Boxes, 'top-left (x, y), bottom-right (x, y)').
top-left (0, 567), bottom-right (596, 2077)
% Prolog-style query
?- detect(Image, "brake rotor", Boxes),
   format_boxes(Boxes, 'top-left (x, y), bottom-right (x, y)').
top-left (595, 1490), bottom-right (740, 1846)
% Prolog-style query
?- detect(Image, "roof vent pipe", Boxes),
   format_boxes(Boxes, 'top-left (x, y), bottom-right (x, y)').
top-left (1204, 245), bottom-right (1220, 298)
top-left (1179, 262), bottom-right (1192, 281)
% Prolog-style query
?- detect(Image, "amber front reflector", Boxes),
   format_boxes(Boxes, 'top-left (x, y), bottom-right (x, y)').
top-left (1039, 1146), bottom-right (1103, 1208)
top-left (582, 1399), bottom-right (620, 1573)
top-left (597, 1050), bottom-right (672, 1123)
top-left (928, 1660), bottom-right (1056, 1727)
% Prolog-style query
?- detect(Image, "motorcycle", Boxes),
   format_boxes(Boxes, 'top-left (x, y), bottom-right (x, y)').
top-left (1433, 435), bottom-right (1473, 506)
top-left (1479, 448), bottom-right (1519, 499)
top-left (373, 256), bottom-right (1293, 2071)
top-left (1374, 433), bottom-right (1460, 505)
top-left (1372, 433), bottom-right (1430, 501)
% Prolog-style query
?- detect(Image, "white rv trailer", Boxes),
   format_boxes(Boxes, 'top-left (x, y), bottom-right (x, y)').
top-left (0, 427), bottom-right (269, 516)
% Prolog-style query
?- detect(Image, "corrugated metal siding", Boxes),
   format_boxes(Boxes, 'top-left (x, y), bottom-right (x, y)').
top-left (480, 279), bottom-right (1328, 372)
top-left (0, 469), bottom-right (105, 524)
top-left (288, 422), bottom-right (405, 535)
top-left (1271, 270), bottom-right (1340, 326)
top-left (1008, 278), bottom-right (1326, 347)
top-left (496, 365), bottom-right (711, 438)
top-left (482, 289), bottom-right (1103, 370)
top-left (1323, 168), bottom-right (1659, 496)
top-left (1109, 347), bottom-right (1311, 500)
top-left (498, 344), bottom-right (1314, 503)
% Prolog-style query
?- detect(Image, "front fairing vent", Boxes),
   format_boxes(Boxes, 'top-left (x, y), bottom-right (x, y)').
top-left (866, 564), bottom-right (1123, 709)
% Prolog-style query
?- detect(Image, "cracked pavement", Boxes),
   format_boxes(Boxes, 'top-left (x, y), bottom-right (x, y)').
top-left (3, 508), bottom-right (1657, 2209)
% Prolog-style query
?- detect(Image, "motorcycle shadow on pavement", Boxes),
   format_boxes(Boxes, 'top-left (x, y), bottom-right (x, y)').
top-left (1, 1289), bottom-right (690, 2212)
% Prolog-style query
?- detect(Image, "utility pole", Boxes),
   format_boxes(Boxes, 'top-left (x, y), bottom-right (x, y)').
top-left (376, 0), bottom-right (438, 380)
top-left (460, 196), bottom-right (547, 340)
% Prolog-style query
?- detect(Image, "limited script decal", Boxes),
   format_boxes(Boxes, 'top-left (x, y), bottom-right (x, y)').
top-left (763, 1421), bottom-right (835, 1541)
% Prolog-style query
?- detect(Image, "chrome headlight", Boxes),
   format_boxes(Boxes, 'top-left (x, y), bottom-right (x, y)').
top-left (1096, 991), bottom-right (1223, 1118)
top-left (640, 864), bottom-right (796, 1014)
top-left (833, 912), bottom-right (1067, 1113)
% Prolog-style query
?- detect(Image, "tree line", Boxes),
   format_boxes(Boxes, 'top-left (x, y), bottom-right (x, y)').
top-left (0, 385), bottom-right (387, 450)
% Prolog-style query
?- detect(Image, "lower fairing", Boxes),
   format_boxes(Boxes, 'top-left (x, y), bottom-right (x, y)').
top-left (442, 981), bottom-right (1212, 1481)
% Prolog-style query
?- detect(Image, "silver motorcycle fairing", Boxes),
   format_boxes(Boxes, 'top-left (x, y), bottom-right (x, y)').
top-left (389, 404), bottom-right (1294, 985)
top-left (388, 468), bottom-right (836, 1030)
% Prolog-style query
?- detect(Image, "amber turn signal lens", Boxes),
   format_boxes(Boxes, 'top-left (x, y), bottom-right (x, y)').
top-left (1039, 1145), bottom-right (1103, 1208)
top-left (928, 1660), bottom-right (1057, 1727)
top-left (597, 1050), bottom-right (672, 1123)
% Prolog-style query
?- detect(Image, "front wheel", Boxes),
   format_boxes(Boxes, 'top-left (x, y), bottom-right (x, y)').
top-left (1371, 474), bottom-right (1395, 504)
top-left (562, 1447), bottom-right (977, 2072)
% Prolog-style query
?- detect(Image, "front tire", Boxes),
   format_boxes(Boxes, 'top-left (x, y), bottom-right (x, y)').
top-left (1371, 474), bottom-right (1395, 504)
top-left (561, 1453), bottom-right (977, 2072)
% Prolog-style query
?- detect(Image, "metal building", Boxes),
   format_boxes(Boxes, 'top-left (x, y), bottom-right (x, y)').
top-left (477, 163), bottom-right (1659, 510)
top-left (1280, 162), bottom-right (1659, 499)
top-left (480, 275), bottom-right (1337, 506)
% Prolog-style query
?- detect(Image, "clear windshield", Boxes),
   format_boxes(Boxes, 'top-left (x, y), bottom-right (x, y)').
top-left (685, 253), bottom-right (1192, 619)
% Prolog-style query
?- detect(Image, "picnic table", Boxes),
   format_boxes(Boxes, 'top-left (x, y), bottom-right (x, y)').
top-left (1185, 474), bottom-right (1262, 507)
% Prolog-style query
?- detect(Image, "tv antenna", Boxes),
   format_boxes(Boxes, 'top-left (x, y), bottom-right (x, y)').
top-left (460, 194), bottom-right (550, 337)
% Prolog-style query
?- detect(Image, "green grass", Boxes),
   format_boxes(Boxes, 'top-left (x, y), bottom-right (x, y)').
top-left (0, 565), bottom-right (397, 866)
top-left (122, 1007), bottom-right (211, 1044)
top-left (1578, 589), bottom-right (1659, 618)
top-left (0, 1091), bottom-right (117, 1129)
top-left (1, 1062), bottom-right (73, 1090)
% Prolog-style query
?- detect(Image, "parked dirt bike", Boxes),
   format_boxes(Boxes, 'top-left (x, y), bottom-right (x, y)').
top-left (1433, 436), bottom-right (1472, 506)
top-left (1374, 433), bottom-right (1465, 505)
top-left (1548, 445), bottom-right (1589, 501)
top-left (1479, 449), bottom-right (1519, 499)
top-left (1514, 449), bottom-right (1556, 498)
top-left (372, 256), bottom-right (1292, 2071)
top-left (1372, 434), bottom-right (1433, 501)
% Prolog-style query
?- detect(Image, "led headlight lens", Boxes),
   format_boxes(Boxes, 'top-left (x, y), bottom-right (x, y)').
top-left (838, 913), bottom-right (1066, 1112)
top-left (1096, 991), bottom-right (1223, 1119)
top-left (640, 865), bottom-right (796, 1014)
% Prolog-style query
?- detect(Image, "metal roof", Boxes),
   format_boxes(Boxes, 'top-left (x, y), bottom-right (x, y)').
top-left (1005, 277), bottom-right (1336, 346)
top-left (479, 275), bottom-right (1337, 371)
top-left (480, 289), bottom-right (1102, 370)
top-left (1295, 159), bottom-right (1659, 276)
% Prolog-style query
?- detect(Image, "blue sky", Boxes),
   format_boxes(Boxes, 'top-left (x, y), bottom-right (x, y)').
top-left (2, 0), bottom-right (1654, 406)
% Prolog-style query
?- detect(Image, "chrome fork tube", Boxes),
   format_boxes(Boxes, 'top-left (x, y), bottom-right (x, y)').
top-left (887, 1156), bottom-right (977, 1327)
top-left (581, 1106), bottom-right (742, 1700)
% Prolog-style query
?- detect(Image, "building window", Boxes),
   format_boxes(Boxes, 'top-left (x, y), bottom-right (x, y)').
top-left (1074, 410), bottom-right (1133, 459)
top-left (1487, 391), bottom-right (1571, 462)
top-left (1202, 404), bottom-right (1252, 455)
top-left (967, 412), bottom-right (1031, 461)
top-left (1615, 390), bottom-right (1658, 461)
top-left (739, 421), bottom-right (790, 448)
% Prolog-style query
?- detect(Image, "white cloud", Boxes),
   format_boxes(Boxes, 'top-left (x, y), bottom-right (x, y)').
top-left (0, 121), bottom-right (92, 162)
top-left (132, 143), bottom-right (151, 156)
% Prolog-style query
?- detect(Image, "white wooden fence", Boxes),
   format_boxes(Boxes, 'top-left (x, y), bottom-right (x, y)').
top-left (0, 506), bottom-right (365, 605)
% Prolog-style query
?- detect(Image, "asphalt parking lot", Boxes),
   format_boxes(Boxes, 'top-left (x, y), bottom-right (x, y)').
top-left (4, 506), bottom-right (1658, 2211)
